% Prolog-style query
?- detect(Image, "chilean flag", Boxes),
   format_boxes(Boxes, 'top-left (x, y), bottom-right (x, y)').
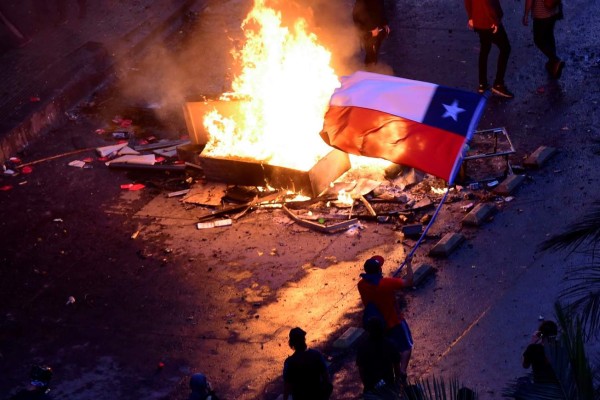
top-left (320, 71), bottom-right (487, 184)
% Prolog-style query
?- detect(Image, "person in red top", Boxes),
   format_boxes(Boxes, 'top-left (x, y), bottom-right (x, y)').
top-left (357, 255), bottom-right (414, 383)
top-left (464, 0), bottom-right (514, 98)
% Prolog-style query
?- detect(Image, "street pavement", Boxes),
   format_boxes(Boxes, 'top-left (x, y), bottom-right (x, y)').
top-left (1, 0), bottom-right (600, 399)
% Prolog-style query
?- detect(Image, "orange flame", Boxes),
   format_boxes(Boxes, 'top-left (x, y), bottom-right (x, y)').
top-left (202, 0), bottom-right (340, 171)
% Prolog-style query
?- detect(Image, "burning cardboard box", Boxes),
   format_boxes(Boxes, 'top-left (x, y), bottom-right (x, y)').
top-left (183, 100), bottom-right (350, 197)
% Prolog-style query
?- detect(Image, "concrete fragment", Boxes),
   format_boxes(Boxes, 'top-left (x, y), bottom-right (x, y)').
top-left (413, 197), bottom-right (433, 210)
top-left (401, 224), bottom-right (422, 239)
top-left (493, 174), bottom-right (526, 196)
top-left (524, 146), bottom-right (557, 168)
top-left (429, 233), bottom-right (465, 258)
top-left (413, 264), bottom-right (435, 286)
top-left (333, 327), bottom-right (365, 349)
top-left (462, 203), bottom-right (496, 226)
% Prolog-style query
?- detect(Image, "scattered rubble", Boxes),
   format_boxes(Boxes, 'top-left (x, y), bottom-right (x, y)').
top-left (0, 112), bottom-right (552, 249)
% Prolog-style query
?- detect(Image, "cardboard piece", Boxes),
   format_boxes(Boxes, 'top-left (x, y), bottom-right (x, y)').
top-left (105, 154), bottom-right (156, 166)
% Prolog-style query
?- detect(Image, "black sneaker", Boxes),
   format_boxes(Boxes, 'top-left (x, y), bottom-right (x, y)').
top-left (477, 84), bottom-right (489, 94)
top-left (492, 84), bottom-right (514, 99)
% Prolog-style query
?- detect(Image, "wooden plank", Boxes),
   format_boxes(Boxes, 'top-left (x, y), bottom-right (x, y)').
top-left (133, 139), bottom-right (190, 151)
top-left (359, 195), bottom-right (377, 216)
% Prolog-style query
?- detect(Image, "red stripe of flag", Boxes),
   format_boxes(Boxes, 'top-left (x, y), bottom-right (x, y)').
top-left (321, 106), bottom-right (467, 182)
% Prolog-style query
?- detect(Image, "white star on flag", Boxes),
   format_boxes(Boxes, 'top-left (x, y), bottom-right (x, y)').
top-left (442, 100), bottom-right (465, 122)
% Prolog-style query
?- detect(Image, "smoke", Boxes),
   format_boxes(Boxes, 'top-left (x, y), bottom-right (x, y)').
top-left (113, 1), bottom-right (250, 130)
top-left (266, 0), bottom-right (363, 75)
top-left (112, 0), bottom-right (372, 131)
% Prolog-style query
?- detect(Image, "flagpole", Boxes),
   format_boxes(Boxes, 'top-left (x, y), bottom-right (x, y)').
top-left (393, 186), bottom-right (451, 277)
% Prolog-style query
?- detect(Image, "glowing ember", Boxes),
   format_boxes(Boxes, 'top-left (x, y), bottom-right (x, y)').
top-left (336, 190), bottom-right (354, 206)
top-left (202, 0), bottom-right (340, 171)
top-left (430, 186), bottom-right (452, 195)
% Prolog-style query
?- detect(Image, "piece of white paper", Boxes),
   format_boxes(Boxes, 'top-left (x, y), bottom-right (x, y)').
top-left (96, 142), bottom-right (128, 157)
top-left (68, 160), bottom-right (86, 168)
top-left (197, 219), bottom-right (232, 229)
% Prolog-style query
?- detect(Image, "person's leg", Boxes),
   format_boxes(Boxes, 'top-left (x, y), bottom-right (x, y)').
top-left (476, 29), bottom-right (493, 87)
top-left (491, 25), bottom-right (511, 86)
top-left (400, 349), bottom-right (412, 377)
top-left (541, 17), bottom-right (564, 78)
top-left (387, 321), bottom-right (413, 377)
top-left (533, 17), bottom-right (557, 62)
top-left (363, 33), bottom-right (378, 66)
top-left (371, 30), bottom-right (387, 64)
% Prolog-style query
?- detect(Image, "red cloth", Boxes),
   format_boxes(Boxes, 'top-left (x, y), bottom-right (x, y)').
top-left (358, 277), bottom-right (407, 328)
top-left (464, 0), bottom-right (504, 30)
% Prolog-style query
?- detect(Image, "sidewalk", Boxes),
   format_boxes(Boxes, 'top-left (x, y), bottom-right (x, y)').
top-left (0, 0), bottom-right (202, 164)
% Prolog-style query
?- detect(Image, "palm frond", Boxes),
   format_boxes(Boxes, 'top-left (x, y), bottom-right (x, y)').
top-left (554, 303), bottom-right (595, 400)
top-left (502, 377), bottom-right (567, 399)
top-left (539, 201), bottom-right (600, 253)
top-left (405, 376), bottom-right (477, 400)
top-left (559, 265), bottom-right (600, 339)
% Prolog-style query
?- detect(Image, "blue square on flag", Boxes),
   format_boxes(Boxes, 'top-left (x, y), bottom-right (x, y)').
top-left (422, 86), bottom-right (481, 137)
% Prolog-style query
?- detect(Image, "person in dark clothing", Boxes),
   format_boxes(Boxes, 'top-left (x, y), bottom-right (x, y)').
top-left (283, 327), bottom-right (332, 400)
top-left (356, 316), bottom-right (402, 397)
top-left (352, 0), bottom-right (390, 66)
top-left (188, 373), bottom-right (219, 400)
top-left (464, 0), bottom-right (514, 98)
top-left (522, 320), bottom-right (559, 384)
top-left (8, 365), bottom-right (53, 400)
top-left (522, 0), bottom-right (564, 79)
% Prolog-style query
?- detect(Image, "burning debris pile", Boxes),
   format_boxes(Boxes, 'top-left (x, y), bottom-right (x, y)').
top-left (0, 95), bottom-right (514, 239)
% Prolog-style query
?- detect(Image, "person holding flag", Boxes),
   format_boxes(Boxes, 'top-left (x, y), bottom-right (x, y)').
top-left (358, 255), bottom-right (414, 384)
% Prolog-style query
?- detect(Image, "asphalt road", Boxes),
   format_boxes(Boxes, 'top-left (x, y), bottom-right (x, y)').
top-left (1, 0), bottom-right (599, 399)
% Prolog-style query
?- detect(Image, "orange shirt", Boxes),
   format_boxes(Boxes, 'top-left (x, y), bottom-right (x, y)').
top-left (358, 276), bottom-right (407, 328)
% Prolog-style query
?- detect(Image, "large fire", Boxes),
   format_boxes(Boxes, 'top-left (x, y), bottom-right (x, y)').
top-left (202, 0), bottom-right (340, 171)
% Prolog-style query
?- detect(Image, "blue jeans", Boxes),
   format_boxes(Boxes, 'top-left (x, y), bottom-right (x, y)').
top-left (387, 320), bottom-right (413, 352)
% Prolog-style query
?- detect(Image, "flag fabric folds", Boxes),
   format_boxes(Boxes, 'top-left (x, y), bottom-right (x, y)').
top-left (320, 71), bottom-right (487, 184)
